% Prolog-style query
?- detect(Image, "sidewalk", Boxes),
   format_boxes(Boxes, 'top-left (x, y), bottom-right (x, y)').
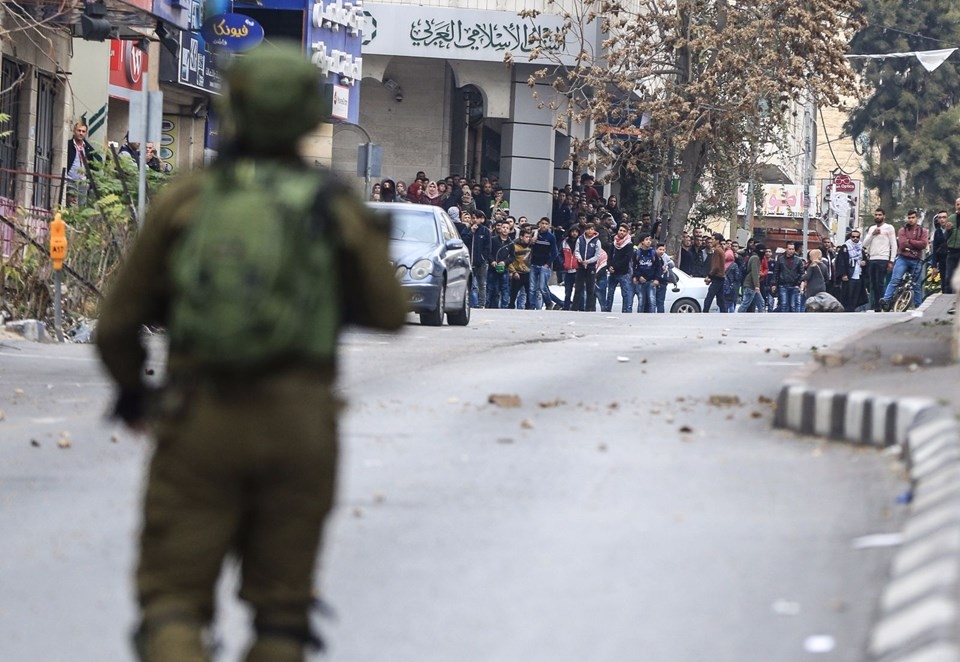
top-left (775, 292), bottom-right (960, 662)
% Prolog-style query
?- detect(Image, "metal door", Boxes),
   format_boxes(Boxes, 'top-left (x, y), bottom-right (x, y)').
top-left (0, 58), bottom-right (22, 200)
top-left (33, 72), bottom-right (55, 209)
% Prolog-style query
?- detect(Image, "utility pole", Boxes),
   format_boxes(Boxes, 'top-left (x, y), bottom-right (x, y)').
top-left (801, 89), bottom-right (814, 257)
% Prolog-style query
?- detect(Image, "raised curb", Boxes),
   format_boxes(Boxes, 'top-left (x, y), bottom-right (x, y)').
top-left (776, 384), bottom-right (960, 661)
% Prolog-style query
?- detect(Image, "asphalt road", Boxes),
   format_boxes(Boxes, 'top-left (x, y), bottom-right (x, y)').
top-left (0, 310), bottom-right (910, 661)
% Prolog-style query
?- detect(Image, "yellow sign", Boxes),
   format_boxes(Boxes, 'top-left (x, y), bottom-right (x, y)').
top-left (49, 212), bottom-right (67, 270)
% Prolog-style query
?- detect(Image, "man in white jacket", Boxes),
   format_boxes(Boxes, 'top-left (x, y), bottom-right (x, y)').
top-left (861, 208), bottom-right (897, 312)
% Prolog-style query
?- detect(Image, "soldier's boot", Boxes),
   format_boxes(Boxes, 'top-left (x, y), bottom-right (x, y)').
top-left (244, 625), bottom-right (324, 662)
top-left (133, 620), bottom-right (208, 662)
top-left (245, 634), bottom-right (307, 662)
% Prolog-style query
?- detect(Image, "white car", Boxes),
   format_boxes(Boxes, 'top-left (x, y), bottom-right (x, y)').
top-left (549, 267), bottom-right (719, 312)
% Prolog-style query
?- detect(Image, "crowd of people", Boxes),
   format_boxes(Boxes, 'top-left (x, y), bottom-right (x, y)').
top-left (374, 171), bottom-right (960, 314)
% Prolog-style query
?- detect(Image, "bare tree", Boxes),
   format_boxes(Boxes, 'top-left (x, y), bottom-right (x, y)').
top-left (517, 0), bottom-right (862, 247)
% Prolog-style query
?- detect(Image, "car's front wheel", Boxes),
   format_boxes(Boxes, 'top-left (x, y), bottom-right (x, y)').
top-left (671, 298), bottom-right (702, 313)
top-left (447, 286), bottom-right (470, 326)
top-left (420, 282), bottom-right (446, 326)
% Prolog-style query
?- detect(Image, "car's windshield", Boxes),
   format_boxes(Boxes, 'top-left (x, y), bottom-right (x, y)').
top-left (389, 210), bottom-right (440, 243)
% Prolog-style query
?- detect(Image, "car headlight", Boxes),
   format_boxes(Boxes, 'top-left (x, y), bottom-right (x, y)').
top-left (410, 258), bottom-right (433, 280)
top-left (395, 265), bottom-right (408, 279)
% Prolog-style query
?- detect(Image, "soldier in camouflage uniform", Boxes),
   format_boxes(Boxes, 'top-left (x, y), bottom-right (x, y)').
top-left (96, 44), bottom-right (407, 661)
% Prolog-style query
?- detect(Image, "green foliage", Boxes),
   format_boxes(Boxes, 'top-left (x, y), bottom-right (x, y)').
top-left (1, 144), bottom-right (172, 325)
top-left (846, 0), bottom-right (960, 214)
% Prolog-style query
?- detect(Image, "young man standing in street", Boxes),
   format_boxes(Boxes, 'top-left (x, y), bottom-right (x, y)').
top-left (607, 224), bottom-right (635, 313)
top-left (861, 207), bottom-right (897, 311)
top-left (701, 234), bottom-right (727, 312)
top-left (772, 242), bottom-right (805, 312)
top-left (943, 199), bottom-right (960, 295)
top-left (529, 216), bottom-right (560, 309)
top-left (880, 209), bottom-right (929, 310)
top-left (573, 223), bottom-right (602, 311)
top-left (632, 233), bottom-right (660, 313)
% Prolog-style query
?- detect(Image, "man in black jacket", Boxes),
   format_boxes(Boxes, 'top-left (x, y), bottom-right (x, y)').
top-left (461, 210), bottom-right (492, 308)
top-left (66, 121), bottom-right (101, 206)
top-left (773, 242), bottom-right (805, 312)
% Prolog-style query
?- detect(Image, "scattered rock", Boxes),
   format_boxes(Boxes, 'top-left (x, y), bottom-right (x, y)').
top-left (679, 425), bottom-right (694, 434)
top-left (708, 394), bottom-right (741, 407)
top-left (616, 356), bottom-right (630, 362)
top-left (372, 493), bottom-right (385, 504)
top-left (750, 411), bottom-right (764, 419)
top-left (110, 434), bottom-right (119, 443)
top-left (782, 352), bottom-right (791, 358)
top-left (57, 436), bottom-right (72, 449)
top-left (520, 419), bottom-right (534, 429)
top-left (0, 409), bottom-right (5, 421)
top-left (496, 437), bottom-right (515, 444)
top-left (890, 353), bottom-right (926, 367)
top-left (488, 393), bottom-right (522, 408)
top-left (352, 506), bottom-right (364, 518)
top-left (608, 402), bottom-right (619, 410)
top-left (758, 395), bottom-right (774, 404)
top-left (538, 398), bottom-right (565, 408)
top-left (597, 443), bottom-right (608, 452)
top-left (30, 439), bottom-right (40, 448)
top-left (4, 319), bottom-right (46, 342)
top-left (815, 352), bottom-right (847, 367)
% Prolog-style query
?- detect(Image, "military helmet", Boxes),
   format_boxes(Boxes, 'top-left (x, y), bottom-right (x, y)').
top-left (220, 42), bottom-right (327, 152)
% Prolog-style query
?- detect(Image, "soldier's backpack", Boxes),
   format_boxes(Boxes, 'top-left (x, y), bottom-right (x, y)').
top-left (168, 161), bottom-right (339, 368)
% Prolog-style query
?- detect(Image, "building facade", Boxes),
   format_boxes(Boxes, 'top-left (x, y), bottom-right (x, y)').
top-left (331, 0), bottom-right (597, 220)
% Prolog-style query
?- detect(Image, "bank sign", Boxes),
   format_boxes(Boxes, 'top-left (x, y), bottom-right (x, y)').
top-left (306, 0), bottom-right (363, 125)
top-left (361, 3), bottom-right (589, 65)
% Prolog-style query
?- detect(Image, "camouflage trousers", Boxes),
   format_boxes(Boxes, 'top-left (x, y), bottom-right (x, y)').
top-left (136, 368), bottom-right (339, 661)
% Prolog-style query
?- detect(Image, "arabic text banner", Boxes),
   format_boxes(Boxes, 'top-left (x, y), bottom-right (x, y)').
top-left (361, 3), bottom-right (598, 66)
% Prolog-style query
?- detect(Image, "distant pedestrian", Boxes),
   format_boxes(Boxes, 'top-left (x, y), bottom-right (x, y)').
top-left (773, 242), bottom-right (804, 312)
top-left (702, 234), bottom-right (727, 312)
top-left (861, 207), bottom-right (897, 311)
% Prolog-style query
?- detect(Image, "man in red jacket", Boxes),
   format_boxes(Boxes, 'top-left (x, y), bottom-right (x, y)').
top-left (879, 209), bottom-right (929, 310)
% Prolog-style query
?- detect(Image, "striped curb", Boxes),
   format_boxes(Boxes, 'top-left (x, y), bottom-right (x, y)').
top-left (869, 406), bottom-right (960, 662)
top-left (776, 383), bottom-right (960, 662)
top-left (773, 294), bottom-right (960, 661)
top-left (777, 384), bottom-right (960, 661)
top-left (774, 382), bottom-right (937, 448)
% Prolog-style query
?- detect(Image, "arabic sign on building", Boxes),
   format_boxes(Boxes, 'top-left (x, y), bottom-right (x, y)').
top-left (737, 183), bottom-right (817, 218)
top-left (306, 0), bottom-right (363, 124)
top-left (361, 3), bottom-right (587, 65)
top-left (201, 13), bottom-right (264, 52)
top-left (175, 31), bottom-right (222, 94)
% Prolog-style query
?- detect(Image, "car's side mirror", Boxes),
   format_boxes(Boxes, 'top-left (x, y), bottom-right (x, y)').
top-left (445, 238), bottom-right (464, 250)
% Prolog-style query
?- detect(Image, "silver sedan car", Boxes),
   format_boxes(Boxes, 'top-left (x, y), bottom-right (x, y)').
top-left (369, 202), bottom-right (472, 326)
